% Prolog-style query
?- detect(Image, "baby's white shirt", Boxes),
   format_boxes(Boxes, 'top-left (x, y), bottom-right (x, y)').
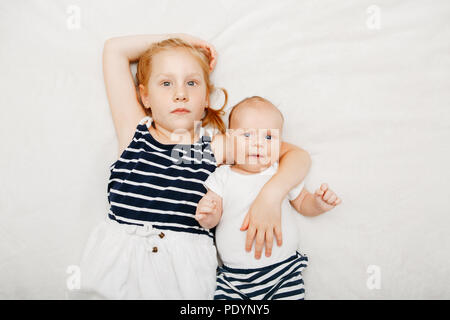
top-left (204, 162), bottom-right (304, 269)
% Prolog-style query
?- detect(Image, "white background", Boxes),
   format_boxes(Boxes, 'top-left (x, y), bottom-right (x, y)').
top-left (0, 0), bottom-right (449, 299)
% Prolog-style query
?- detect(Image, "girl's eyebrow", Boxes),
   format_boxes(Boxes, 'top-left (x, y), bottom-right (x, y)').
top-left (155, 72), bottom-right (202, 78)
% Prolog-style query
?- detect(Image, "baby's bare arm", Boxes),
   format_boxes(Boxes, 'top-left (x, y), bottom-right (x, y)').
top-left (195, 190), bottom-right (223, 229)
top-left (290, 184), bottom-right (342, 217)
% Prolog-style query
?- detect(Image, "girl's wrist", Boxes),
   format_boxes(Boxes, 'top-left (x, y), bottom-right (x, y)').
top-left (108, 34), bottom-right (171, 62)
top-left (260, 184), bottom-right (284, 203)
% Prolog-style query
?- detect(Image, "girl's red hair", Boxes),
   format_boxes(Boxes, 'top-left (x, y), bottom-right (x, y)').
top-left (136, 38), bottom-right (227, 133)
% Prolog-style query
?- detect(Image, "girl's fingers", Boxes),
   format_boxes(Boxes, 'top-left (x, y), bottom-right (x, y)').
top-left (254, 229), bottom-right (265, 259)
top-left (202, 43), bottom-right (217, 71)
top-left (274, 225), bottom-right (283, 246)
top-left (334, 198), bottom-right (342, 206)
top-left (265, 229), bottom-right (274, 257)
top-left (320, 183), bottom-right (328, 192)
top-left (245, 226), bottom-right (256, 252)
top-left (240, 212), bottom-right (250, 231)
top-left (208, 47), bottom-right (217, 71)
top-left (174, 34), bottom-right (217, 71)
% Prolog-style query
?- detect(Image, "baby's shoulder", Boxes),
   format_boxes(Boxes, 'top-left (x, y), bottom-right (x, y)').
top-left (212, 164), bottom-right (232, 178)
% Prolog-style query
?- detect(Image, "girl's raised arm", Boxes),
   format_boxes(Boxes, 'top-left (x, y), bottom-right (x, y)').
top-left (102, 34), bottom-right (169, 156)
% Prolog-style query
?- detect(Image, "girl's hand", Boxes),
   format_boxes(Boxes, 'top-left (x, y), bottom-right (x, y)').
top-left (314, 183), bottom-right (342, 212)
top-left (173, 33), bottom-right (218, 72)
top-left (195, 198), bottom-right (220, 229)
top-left (240, 190), bottom-right (282, 259)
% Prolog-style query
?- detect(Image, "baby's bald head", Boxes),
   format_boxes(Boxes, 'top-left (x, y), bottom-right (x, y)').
top-left (228, 96), bottom-right (284, 130)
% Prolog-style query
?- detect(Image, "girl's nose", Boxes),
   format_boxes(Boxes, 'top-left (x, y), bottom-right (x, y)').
top-left (173, 87), bottom-right (188, 102)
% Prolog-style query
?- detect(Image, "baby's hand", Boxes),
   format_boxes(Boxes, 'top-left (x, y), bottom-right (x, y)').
top-left (195, 198), bottom-right (219, 229)
top-left (314, 183), bottom-right (342, 213)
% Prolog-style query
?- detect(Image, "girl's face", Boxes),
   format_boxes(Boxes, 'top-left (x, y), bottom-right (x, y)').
top-left (143, 48), bottom-right (208, 134)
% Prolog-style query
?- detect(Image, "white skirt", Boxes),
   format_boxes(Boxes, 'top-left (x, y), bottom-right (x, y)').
top-left (78, 218), bottom-right (218, 300)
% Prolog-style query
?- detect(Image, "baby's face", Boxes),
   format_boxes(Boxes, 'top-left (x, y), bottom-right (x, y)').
top-left (229, 102), bottom-right (283, 172)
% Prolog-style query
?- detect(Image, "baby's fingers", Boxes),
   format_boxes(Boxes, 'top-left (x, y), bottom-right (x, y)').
top-left (315, 183), bottom-right (328, 197)
top-left (323, 190), bottom-right (335, 202)
top-left (198, 203), bottom-right (215, 214)
top-left (195, 213), bottom-right (207, 222)
top-left (326, 193), bottom-right (337, 204)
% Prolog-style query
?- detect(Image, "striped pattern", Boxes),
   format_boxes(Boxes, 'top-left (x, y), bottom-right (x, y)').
top-left (214, 252), bottom-right (308, 300)
top-left (107, 116), bottom-right (217, 238)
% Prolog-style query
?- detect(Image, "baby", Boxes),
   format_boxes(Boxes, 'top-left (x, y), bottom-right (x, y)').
top-left (195, 96), bottom-right (341, 300)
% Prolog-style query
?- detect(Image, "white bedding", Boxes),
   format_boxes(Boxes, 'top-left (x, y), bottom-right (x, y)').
top-left (0, 0), bottom-right (449, 299)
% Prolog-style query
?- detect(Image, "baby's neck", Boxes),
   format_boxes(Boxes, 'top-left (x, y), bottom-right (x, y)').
top-left (230, 163), bottom-right (273, 175)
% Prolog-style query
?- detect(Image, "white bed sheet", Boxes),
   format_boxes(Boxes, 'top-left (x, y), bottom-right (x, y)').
top-left (0, 0), bottom-right (449, 299)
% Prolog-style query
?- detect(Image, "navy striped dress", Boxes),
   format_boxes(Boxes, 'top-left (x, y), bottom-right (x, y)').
top-left (107, 117), bottom-right (217, 239)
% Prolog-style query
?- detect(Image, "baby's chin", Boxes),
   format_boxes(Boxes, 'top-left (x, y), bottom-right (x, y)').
top-left (237, 157), bottom-right (275, 173)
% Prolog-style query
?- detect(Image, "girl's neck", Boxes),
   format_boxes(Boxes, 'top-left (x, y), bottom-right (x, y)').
top-left (149, 123), bottom-right (198, 145)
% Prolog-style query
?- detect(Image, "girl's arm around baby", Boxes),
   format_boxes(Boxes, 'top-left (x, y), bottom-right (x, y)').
top-left (240, 142), bottom-right (311, 258)
top-left (195, 190), bottom-right (223, 229)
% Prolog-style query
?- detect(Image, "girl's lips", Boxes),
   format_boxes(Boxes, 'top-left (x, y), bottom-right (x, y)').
top-left (171, 108), bottom-right (190, 114)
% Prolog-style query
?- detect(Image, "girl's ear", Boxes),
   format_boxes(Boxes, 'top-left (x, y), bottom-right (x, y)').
top-left (138, 84), bottom-right (149, 107)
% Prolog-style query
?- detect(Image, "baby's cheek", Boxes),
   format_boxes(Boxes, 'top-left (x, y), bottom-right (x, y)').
top-left (234, 142), bottom-right (247, 164)
top-left (269, 142), bottom-right (281, 161)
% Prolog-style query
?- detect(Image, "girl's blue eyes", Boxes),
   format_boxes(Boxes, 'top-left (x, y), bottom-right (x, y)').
top-left (161, 81), bottom-right (197, 86)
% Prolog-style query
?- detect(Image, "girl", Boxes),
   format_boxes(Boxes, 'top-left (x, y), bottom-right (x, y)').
top-left (79, 33), bottom-right (311, 299)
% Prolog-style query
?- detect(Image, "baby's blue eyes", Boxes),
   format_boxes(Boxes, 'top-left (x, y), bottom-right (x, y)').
top-left (242, 133), bottom-right (272, 140)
